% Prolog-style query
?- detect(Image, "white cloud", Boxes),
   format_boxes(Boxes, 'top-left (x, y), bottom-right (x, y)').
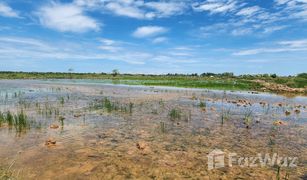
top-left (0, 2), bottom-right (19, 18)
top-left (0, 37), bottom-right (55, 51)
top-left (145, 1), bottom-right (187, 18)
top-left (105, 1), bottom-right (146, 19)
top-left (231, 28), bottom-right (252, 36)
top-left (192, 0), bottom-right (238, 14)
top-left (98, 38), bottom-right (122, 52)
top-left (102, 0), bottom-right (188, 19)
top-left (278, 39), bottom-right (307, 47)
top-left (132, 26), bottom-right (168, 38)
top-left (236, 6), bottom-right (261, 16)
top-left (98, 46), bottom-right (122, 52)
top-left (36, 2), bottom-right (100, 33)
top-left (233, 39), bottom-right (307, 55)
top-left (263, 25), bottom-right (287, 34)
top-left (74, 0), bottom-right (101, 8)
top-left (152, 37), bottom-right (168, 44)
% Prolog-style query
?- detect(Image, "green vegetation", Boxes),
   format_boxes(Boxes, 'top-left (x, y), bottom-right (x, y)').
top-left (199, 101), bottom-right (206, 109)
top-left (169, 108), bottom-right (181, 121)
top-left (0, 71), bottom-right (306, 93)
top-left (89, 97), bottom-right (134, 114)
top-left (0, 167), bottom-right (13, 180)
top-left (0, 110), bottom-right (30, 132)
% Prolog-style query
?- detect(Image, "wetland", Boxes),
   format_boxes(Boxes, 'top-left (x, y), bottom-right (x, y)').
top-left (0, 80), bottom-right (306, 179)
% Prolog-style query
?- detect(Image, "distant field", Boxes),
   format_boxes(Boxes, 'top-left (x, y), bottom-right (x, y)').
top-left (0, 72), bottom-right (306, 94)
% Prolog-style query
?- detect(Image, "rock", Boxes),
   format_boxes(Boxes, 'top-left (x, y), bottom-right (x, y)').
top-left (74, 114), bottom-right (82, 118)
top-left (45, 138), bottom-right (56, 146)
top-left (285, 111), bottom-right (291, 116)
top-left (136, 141), bottom-right (147, 150)
top-left (50, 124), bottom-right (59, 129)
top-left (273, 120), bottom-right (287, 126)
top-left (136, 141), bottom-right (151, 155)
top-left (294, 109), bottom-right (300, 114)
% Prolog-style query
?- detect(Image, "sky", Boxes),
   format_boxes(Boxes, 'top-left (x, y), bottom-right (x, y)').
top-left (0, 0), bottom-right (307, 75)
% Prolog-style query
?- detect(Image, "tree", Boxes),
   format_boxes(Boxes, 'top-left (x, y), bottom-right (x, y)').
top-left (270, 74), bottom-right (277, 78)
top-left (112, 69), bottom-right (120, 77)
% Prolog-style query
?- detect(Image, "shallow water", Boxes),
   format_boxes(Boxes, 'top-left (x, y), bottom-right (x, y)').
top-left (0, 80), bottom-right (306, 179)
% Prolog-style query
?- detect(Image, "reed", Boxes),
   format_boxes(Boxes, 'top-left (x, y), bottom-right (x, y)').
top-left (0, 111), bottom-right (4, 126)
top-left (169, 108), bottom-right (181, 121)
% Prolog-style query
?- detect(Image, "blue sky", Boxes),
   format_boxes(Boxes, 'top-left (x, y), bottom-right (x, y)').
top-left (0, 0), bottom-right (307, 75)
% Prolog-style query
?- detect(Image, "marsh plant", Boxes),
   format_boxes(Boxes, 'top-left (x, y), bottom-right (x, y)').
top-left (0, 110), bottom-right (30, 132)
top-left (89, 97), bottom-right (134, 114)
top-left (59, 97), bottom-right (65, 106)
top-left (199, 101), bottom-right (207, 112)
top-left (0, 111), bottom-right (4, 127)
top-left (169, 108), bottom-right (181, 121)
top-left (160, 121), bottom-right (166, 133)
top-left (129, 102), bottom-right (134, 114)
top-left (0, 163), bottom-right (14, 180)
top-left (14, 110), bottom-right (29, 132)
top-left (221, 90), bottom-right (227, 125)
top-left (243, 109), bottom-right (253, 128)
top-left (199, 101), bottom-right (206, 108)
top-left (221, 108), bottom-right (232, 125)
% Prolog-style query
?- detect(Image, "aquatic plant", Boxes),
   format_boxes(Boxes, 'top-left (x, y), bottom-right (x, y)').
top-left (199, 101), bottom-right (206, 109)
top-left (59, 97), bottom-right (65, 105)
top-left (184, 109), bottom-right (192, 122)
top-left (89, 97), bottom-right (134, 114)
top-left (221, 91), bottom-right (227, 125)
top-left (169, 108), bottom-right (181, 121)
top-left (220, 108), bottom-right (231, 125)
top-left (14, 110), bottom-right (29, 132)
top-left (159, 99), bottom-right (164, 107)
top-left (0, 111), bottom-right (4, 126)
top-left (6, 111), bottom-right (14, 127)
top-left (0, 162), bottom-right (14, 180)
top-left (129, 102), bottom-right (134, 114)
top-left (0, 110), bottom-right (32, 133)
top-left (243, 109), bottom-right (253, 128)
top-left (104, 98), bottom-right (113, 112)
top-left (275, 165), bottom-right (281, 180)
top-left (160, 121), bottom-right (166, 133)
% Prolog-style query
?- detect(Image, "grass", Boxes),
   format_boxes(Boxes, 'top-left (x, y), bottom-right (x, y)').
top-left (199, 101), bottom-right (206, 109)
top-left (14, 110), bottom-right (28, 132)
top-left (243, 109), bottom-right (253, 128)
top-left (160, 122), bottom-right (166, 133)
top-left (59, 97), bottom-right (65, 105)
top-left (0, 112), bottom-right (4, 127)
top-left (0, 110), bottom-right (30, 132)
top-left (169, 108), bottom-right (181, 121)
top-left (0, 167), bottom-right (13, 180)
top-left (89, 97), bottom-right (134, 114)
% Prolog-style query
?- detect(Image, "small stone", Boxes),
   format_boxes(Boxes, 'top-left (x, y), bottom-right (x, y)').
top-left (273, 120), bottom-right (287, 126)
top-left (45, 138), bottom-right (56, 146)
top-left (74, 114), bottom-right (82, 118)
top-left (136, 141), bottom-right (147, 150)
top-left (50, 124), bottom-right (59, 129)
top-left (294, 109), bottom-right (300, 114)
top-left (285, 111), bottom-right (291, 116)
